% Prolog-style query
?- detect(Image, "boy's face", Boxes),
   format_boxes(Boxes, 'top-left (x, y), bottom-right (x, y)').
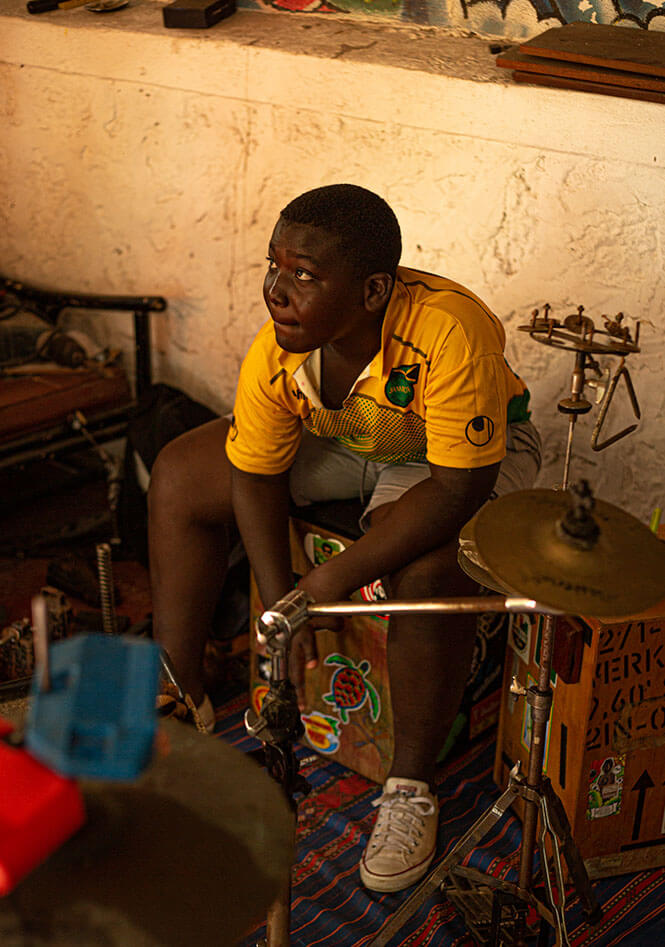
top-left (264, 217), bottom-right (367, 354)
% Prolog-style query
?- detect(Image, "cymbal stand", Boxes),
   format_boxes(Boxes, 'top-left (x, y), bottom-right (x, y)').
top-left (245, 593), bottom-right (313, 947)
top-left (368, 611), bottom-right (601, 947)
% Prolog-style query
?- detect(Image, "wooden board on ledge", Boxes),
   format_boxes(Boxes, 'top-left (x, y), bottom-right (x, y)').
top-left (497, 46), bottom-right (665, 92)
top-left (511, 69), bottom-right (665, 105)
top-left (521, 22), bottom-right (665, 78)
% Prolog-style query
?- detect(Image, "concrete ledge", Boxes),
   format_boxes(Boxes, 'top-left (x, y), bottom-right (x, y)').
top-left (2, 1), bottom-right (663, 168)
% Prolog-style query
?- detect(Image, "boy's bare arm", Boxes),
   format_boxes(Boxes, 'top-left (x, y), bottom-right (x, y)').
top-left (296, 462), bottom-right (500, 604)
top-left (230, 465), bottom-right (295, 609)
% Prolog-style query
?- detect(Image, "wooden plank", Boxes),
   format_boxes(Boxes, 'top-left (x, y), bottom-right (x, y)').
top-left (497, 45), bottom-right (665, 92)
top-left (521, 22), bottom-right (665, 78)
top-left (512, 69), bottom-right (665, 104)
top-left (0, 367), bottom-right (131, 441)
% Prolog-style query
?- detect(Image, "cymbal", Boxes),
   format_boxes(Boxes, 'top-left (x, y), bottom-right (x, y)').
top-left (472, 488), bottom-right (665, 618)
top-left (458, 513), bottom-right (510, 595)
top-left (1, 719), bottom-right (294, 946)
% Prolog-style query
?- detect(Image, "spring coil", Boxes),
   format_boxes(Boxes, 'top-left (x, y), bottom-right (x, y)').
top-left (96, 542), bottom-right (117, 635)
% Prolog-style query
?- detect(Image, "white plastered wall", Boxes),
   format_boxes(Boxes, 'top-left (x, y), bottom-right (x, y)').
top-left (1, 3), bottom-right (664, 522)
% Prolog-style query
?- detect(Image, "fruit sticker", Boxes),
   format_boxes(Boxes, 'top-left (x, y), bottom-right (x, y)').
top-left (300, 711), bottom-right (341, 755)
top-left (587, 755), bottom-right (625, 820)
top-left (322, 654), bottom-right (381, 724)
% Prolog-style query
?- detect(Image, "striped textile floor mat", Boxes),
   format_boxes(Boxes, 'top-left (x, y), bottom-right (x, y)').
top-left (215, 695), bottom-right (665, 947)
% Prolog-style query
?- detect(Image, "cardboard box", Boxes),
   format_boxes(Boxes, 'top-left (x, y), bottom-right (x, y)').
top-left (494, 596), bottom-right (665, 878)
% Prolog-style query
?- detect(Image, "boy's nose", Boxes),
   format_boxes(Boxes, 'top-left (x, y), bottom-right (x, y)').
top-left (267, 271), bottom-right (288, 306)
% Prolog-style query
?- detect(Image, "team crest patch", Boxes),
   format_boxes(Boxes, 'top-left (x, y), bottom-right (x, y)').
top-left (465, 415), bottom-right (494, 446)
top-left (385, 364), bottom-right (420, 407)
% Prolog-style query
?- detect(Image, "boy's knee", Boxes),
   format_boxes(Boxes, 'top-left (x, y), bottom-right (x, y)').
top-left (149, 438), bottom-right (189, 510)
top-left (390, 539), bottom-right (474, 599)
top-left (148, 421), bottom-right (234, 526)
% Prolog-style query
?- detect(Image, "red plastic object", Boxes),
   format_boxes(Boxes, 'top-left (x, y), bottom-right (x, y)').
top-left (0, 717), bottom-right (85, 895)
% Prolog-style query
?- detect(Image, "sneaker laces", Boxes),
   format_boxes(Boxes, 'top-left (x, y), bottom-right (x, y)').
top-left (369, 790), bottom-right (436, 857)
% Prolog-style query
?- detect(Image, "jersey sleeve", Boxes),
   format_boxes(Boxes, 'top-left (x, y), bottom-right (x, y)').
top-left (225, 334), bottom-right (302, 475)
top-left (424, 325), bottom-right (509, 469)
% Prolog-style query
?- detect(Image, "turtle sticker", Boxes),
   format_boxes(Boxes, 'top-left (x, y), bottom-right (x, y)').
top-left (385, 364), bottom-right (420, 407)
top-left (322, 654), bottom-right (381, 724)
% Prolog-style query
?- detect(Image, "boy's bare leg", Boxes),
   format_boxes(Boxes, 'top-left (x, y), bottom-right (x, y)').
top-left (370, 506), bottom-right (478, 787)
top-left (148, 417), bottom-right (236, 705)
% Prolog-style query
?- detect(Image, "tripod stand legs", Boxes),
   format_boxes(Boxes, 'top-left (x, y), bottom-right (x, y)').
top-left (368, 614), bottom-right (601, 947)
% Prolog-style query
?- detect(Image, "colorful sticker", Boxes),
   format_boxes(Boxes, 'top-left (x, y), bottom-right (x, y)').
top-left (301, 711), bottom-right (341, 755)
top-left (322, 654), bottom-right (381, 724)
top-left (509, 614), bottom-right (532, 663)
top-left (358, 578), bottom-right (387, 603)
top-left (303, 533), bottom-right (346, 566)
top-left (355, 578), bottom-right (389, 623)
top-left (587, 755), bottom-right (625, 820)
top-left (252, 683), bottom-right (269, 715)
top-left (469, 688), bottom-right (501, 739)
top-left (520, 673), bottom-right (552, 772)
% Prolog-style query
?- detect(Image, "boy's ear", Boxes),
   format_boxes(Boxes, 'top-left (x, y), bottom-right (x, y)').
top-left (364, 272), bottom-right (393, 312)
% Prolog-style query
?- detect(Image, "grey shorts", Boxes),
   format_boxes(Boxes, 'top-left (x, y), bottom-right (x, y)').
top-left (289, 420), bottom-right (542, 532)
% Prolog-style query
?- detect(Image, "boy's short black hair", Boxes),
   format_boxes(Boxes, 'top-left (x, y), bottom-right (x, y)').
top-left (280, 184), bottom-right (402, 278)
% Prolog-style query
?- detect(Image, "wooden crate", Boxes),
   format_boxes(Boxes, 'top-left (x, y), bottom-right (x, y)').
top-left (250, 513), bottom-right (510, 785)
top-left (250, 516), bottom-right (394, 785)
top-left (494, 595), bottom-right (665, 878)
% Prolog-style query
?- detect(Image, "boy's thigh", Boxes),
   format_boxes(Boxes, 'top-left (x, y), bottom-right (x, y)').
top-left (289, 430), bottom-right (372, 506)
top-left (289, 429), bottom-right (430, 530)
top-left (364, 419), bottom-right (542, 529)
top-left (289, 419), bottom-right (542, 530)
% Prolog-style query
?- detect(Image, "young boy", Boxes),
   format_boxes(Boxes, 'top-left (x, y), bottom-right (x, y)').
top-left (148, 184), bottom-right (541, 893)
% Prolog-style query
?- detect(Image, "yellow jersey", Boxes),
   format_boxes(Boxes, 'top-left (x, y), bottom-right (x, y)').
top-left (226, 266), bottom-right (529, 475)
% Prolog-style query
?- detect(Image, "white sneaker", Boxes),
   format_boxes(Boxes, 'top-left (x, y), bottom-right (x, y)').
top-left (360, 777), bottom-right (438, 892)
top-left (196, 693), bottom-right (216, 733)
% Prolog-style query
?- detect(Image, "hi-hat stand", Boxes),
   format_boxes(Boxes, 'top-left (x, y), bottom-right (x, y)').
top-left (368, 611), bottom-right (601, 947)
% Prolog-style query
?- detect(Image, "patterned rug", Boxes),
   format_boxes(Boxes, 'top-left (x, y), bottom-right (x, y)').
top-left (215, 694), bottom-right (665, 947)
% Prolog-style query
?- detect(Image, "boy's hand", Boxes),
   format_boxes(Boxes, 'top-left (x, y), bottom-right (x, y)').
top-left (289, 568), bottom-right (346, 711)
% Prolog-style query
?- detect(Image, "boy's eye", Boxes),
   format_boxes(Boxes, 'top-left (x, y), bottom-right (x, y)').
top-left (295, 268), bottom-right (313, 281)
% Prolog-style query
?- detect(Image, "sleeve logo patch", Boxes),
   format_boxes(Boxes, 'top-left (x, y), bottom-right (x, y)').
top-left (465, 415), bottom-right (494, 446)
top-left (385, 363), bottom-right (420, 407)
top-left (229, 414), bottom-right (238, 441)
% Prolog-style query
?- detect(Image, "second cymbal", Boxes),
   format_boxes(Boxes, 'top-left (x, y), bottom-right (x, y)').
top-left (472, 488), bottom-right (665, 618)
